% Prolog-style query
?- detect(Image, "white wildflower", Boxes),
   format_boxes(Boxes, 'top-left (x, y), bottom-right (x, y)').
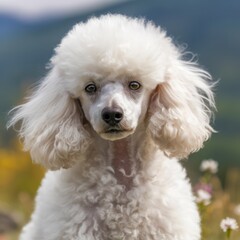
top-left (220, 217), bottom-right (239, 232)
top-left (195, 189), bottom-right (211, 206)
top-left (200, 159), bottom-right (218, 174)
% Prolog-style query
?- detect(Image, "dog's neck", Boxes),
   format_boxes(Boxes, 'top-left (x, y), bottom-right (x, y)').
top-left (88, 125), bottom-right (156, 190)
top-left (106, 129), bottom-right (151, 190)
top-left (108, 138), bottom-right (134, 189)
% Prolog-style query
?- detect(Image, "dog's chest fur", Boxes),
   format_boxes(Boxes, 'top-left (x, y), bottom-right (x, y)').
top-left (56, 137), bottom-right (161, 239)
top-left (28, 145), bottom-right (200, 240)
top-left (49, 137), bottom-right (189, 240)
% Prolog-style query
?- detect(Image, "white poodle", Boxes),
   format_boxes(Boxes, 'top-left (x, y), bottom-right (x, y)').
top-left (9, 14), bottom-right (215, 240)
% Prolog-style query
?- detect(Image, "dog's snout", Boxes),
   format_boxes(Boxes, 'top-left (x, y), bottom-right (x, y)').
top-left (101, 107), bottom-right (123, 126)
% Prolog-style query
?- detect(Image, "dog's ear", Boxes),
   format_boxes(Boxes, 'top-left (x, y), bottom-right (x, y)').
top-left (148, 59), bottom-right (215, 159)
top-left (8, 69), bottom-right (91, 170)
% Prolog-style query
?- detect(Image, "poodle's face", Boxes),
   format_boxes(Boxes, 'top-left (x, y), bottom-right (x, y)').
top-left (78, 77), bottom-right (152, 141)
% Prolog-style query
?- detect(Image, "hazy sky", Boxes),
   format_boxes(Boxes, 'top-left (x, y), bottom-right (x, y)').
top-left (0, 0), bottom-right (121, 19)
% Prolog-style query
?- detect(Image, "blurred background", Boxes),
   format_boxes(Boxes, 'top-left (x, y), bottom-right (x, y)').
top-left (0, 0), bottom-right (239, 239)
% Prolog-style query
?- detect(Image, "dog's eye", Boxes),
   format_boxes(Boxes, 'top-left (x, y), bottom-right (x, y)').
top-left (129, 81), bottom-right (141, 90)
top-left (85, 83), bottom-right (97, 94)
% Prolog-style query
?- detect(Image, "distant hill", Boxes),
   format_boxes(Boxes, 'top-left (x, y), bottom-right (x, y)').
top-left (1, 0), bottom-right (240, 178)
top-left (0, 14), bottom-right (26, 36)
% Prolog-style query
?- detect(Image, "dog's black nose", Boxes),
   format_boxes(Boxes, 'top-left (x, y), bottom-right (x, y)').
top-left (101, 107), bottom-right (123, 126)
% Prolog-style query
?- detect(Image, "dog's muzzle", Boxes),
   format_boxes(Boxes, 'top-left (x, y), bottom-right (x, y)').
top-left (100, 107), bottom-right (134, 140)
top-left (101, 107), bottom-right (123, 126)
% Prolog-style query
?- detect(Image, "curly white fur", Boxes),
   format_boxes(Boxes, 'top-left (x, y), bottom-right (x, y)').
top-left (8, 14), bottom-right (215, 240)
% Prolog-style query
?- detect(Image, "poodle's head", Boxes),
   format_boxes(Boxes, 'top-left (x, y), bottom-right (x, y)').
top-left (9, 14), bottom-right (215, 169)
